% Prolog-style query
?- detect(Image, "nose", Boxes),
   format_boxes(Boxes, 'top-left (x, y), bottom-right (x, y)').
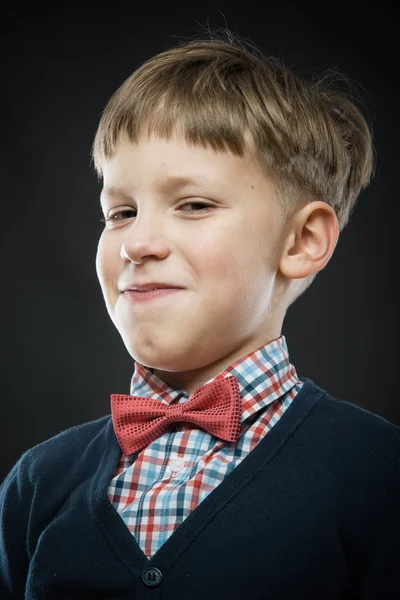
top-left (120, 211), bottom-right (170, 264)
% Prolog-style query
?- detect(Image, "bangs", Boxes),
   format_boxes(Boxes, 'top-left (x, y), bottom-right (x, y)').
top-left (92, 58), bottom-right (265, 174)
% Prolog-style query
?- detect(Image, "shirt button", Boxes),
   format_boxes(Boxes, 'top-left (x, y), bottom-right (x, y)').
top-left (142, 566), bottom-right (163, 587)
top-left (170, 457), bottom-right (185, 472)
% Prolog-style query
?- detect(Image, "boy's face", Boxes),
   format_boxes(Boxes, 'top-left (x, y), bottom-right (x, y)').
top-left (97, 133), bottom-right (287, 394)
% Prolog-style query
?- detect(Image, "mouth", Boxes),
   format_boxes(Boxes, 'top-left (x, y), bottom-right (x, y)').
top-left (123, 288), bottom-right (182, 302)
top-left (122, 282), bottom-right (183, 293)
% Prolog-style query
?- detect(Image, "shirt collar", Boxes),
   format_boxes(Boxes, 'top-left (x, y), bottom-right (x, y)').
top-left (130, 335), bottom-right (300, 424)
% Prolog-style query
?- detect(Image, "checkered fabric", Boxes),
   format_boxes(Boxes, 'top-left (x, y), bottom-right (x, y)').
top-left (108, 335), bottom-right (304, 559)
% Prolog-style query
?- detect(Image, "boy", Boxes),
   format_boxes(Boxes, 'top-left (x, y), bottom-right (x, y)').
top-left (1, 32), bottom-right (399, 599)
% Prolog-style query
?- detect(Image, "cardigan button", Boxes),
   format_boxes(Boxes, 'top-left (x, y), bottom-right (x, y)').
top-left (142, 566), bottom-right (163, 587)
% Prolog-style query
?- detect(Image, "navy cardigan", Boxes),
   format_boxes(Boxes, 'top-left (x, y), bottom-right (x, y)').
top-left (1, 378), bottom-right (399, 599)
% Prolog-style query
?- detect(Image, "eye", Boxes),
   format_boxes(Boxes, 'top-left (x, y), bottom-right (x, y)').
top-left (179, 202), bottom-right (213, 213)
top-left (99, 209), bottom-right (136, 224)
top-left (100, 202), bottom-right (213, 224)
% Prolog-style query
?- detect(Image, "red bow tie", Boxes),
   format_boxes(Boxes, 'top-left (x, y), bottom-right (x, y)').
top-left (111, 375), bottom-right (242, 455)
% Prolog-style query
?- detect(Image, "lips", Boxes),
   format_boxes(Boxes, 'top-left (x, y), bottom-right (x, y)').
top-left (133, 288), bottom-right (167, 293)
top-left (123, 288), bottom-right (182, 303)
top-left (123, 283), bottom-right (181, 293)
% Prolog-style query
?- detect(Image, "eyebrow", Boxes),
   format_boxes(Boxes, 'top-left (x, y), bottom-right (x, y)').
top-left (100, 186), bottom-right (131, 205)
top-left (100, 175), bottom-right (212, 205)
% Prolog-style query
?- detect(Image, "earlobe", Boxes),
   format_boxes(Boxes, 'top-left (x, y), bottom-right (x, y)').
top-left (279, 201), bottom-right (339, 280)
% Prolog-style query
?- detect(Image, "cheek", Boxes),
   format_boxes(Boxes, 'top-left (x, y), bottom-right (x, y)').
top-left (215, 231), bottom-right (274, 303)
top-left (95, 234), bottom-right (115, 293)
top-left (206, 230), bottom-right (263, 283)
top-left (193, 241), bottom-right (257, 311)
top-left (191, 243), bottom-right (240, 288)
top-left (191, 223), bottom-right (249, 273)
top-left (95, 236), bottom-right (105, 283)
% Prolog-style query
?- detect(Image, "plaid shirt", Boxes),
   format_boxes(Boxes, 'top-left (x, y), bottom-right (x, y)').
top-left (108, 335), bottom-right (304, 559)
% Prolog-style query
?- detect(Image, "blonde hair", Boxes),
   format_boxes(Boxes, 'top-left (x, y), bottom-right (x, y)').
top-left (92, 30), bottom-right (375, 303)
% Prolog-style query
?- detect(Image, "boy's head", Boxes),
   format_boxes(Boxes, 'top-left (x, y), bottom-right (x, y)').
top-left (92, 33), bottom-right (374, 393)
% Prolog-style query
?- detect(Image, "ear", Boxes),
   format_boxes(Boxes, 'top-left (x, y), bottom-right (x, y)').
top-left (279, 201), bottom-right (339, 280)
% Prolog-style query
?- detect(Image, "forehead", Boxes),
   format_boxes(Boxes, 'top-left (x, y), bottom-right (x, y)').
top-left (101, 133), bottom-right (270, 193)
top-left (101, 174), bottom-right (214, 202)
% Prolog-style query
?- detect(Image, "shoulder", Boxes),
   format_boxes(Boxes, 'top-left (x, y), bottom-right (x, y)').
top-left (299, 378), bottom-right (400, 464)
top-left (316, 380), bottom-right (399, 437)
top-left (4, 414), bottom-right (113, 489)
top-left (302, 377), bottom-right (400, 434)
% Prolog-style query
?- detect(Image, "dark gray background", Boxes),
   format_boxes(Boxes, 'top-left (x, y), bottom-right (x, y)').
top-left (1, 3), bottom-right (398, 482)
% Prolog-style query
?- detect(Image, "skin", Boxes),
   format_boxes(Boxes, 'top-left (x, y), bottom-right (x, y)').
top-left (96, 132), bottom-right (339, 395)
